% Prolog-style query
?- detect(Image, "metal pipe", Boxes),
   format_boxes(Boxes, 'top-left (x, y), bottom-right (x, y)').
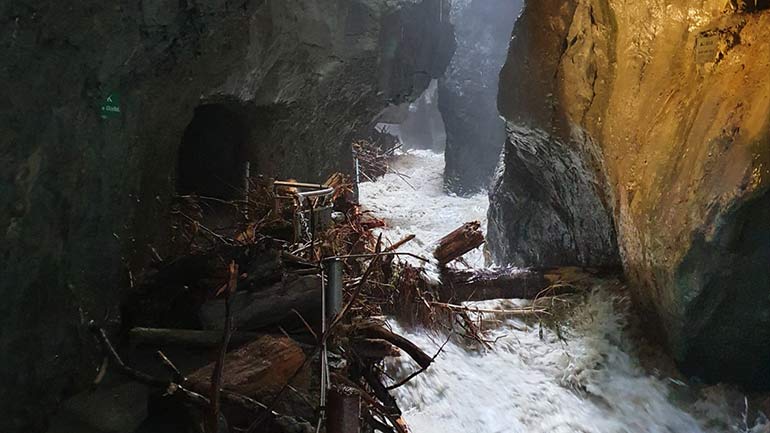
top-left (318, 266), bottom-right (328, 433)
top-left (310, 200), bottom-right (316, 261)
top-left (295, 187), bottom-right (334, 198)
top-left (243, 161), bottom-right (250, 196)
top-left (274, 180), bottom-right (326, 189)
top-left (324, 257), bottom-right (343, 318)
top-left (243, 161), bottom-right (250, 219)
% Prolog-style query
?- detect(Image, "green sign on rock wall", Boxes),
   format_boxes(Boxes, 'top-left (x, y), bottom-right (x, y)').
top-left (100, 92), bottom-right (121, 119)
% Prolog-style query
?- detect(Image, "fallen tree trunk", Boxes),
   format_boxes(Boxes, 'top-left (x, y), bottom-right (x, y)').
top-left (200, 275), bottom-right (321, 331)
top-left (129, 327), bottom-right (260, 348)
top-left (437, 266), bottom-right (605, 302)
top-left (351, 338), bottom-right (401, 359)
top-left (347, 323), bottom-right (433, 369)
top-left (433, 221), bottom-right (484, 265)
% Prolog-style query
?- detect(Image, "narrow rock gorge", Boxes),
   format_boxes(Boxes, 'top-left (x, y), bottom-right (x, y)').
top-left (440, 0), bottom-right (522, 194)
top-left (2, 0), bottom-right (770, 432)
top-left (490, 0), bottom-right (770, 387)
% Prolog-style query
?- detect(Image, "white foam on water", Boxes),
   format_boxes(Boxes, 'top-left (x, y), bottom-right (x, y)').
top-left (358, 149), bottom-right (765, 433)
top-left (384, 294), bottom-right (702, 433)
top-left (358, 150), bottom-right (488, 276)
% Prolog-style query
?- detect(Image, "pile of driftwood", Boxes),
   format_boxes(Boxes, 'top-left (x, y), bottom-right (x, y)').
top-left (358, 222), bottom-right (603, 347)
top-left (352, 136), bottom-right (400, 181)
top-left (92, 170), bottom-right (604, 433)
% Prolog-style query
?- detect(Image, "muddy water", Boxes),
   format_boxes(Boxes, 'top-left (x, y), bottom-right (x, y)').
top-left (358, 150), bottom-right (766, 433)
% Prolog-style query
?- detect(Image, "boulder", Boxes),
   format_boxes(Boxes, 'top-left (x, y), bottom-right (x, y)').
top-left (46, 382), bottom-right (149, 433)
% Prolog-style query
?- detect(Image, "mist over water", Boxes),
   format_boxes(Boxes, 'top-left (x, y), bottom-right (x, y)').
top-left (358, 150), bottom-right (764, 433)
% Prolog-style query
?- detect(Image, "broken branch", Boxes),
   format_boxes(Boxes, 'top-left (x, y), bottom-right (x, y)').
top-left (433, 221), bottom-right (485, 266)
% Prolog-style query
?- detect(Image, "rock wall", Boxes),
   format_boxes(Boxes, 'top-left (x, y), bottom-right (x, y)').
top-left (440, 0), bottom-right (522, 194)
top-left (491, 0), bottom-right (770, 387)
top-left (387, 80), bottom-right (447, 151)
top-left (0, 1), bottom-right (453, 431)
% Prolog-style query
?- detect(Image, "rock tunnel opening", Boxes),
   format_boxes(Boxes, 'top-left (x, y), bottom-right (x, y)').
top-left (177, 104), bottom-right (247, 200)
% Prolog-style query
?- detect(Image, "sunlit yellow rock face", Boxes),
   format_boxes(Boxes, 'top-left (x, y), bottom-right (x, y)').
top-left (493, 0), bottom-right (770, 386)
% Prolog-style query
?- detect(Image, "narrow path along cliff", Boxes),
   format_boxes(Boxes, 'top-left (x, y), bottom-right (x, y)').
top-left (360, 150), bottom-right (766, 433)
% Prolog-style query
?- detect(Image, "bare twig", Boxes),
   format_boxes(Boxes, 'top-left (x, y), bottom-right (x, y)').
top-left (385, 234), bottom-right (416, 252)
top-left (157, 351), bottom-right (183, 382)
top-left (92, 356), bottom-right (109, 385)
top-left (177, 194), bottom-right (246, 207)
top-left (207, 262), bottom-right (237, 433)
top-left (90, 322), bottom-right (284, 425)
top-left (88, 322), bottom-right (208, 405)
top-left (291, 308), bottom-right (318, 340)
top-left (388, 169), bottom-right (417, 191)
top-left (429, 301), bottom-right (550, 316)
top-left (173, 211), bottom-right (235, 245)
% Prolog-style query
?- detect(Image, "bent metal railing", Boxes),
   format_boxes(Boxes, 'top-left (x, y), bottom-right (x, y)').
top-left (272, 180), bottom-right (335, 245)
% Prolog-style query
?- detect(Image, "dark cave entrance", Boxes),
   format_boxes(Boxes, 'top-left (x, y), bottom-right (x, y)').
top-left (177, 104), bottom-right (247, 200)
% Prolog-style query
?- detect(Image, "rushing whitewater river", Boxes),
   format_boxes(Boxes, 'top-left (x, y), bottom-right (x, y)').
top-left (359, 150), bottom-right (765, 433)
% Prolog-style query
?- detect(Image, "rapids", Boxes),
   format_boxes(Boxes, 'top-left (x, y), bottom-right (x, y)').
top-left (358, 150), bottom-right (767, 433)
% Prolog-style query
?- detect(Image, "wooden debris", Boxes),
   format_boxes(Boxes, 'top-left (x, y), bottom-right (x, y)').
top-left (129, 327), bottom-right (259, 348)
top-left (117, 152), bottom-right (616, 433)
top-left (437, 266), bottom-right (600, 302)
top-left (324, 172), bottom-right (354, 203)
top-left (352, 138), bottom-right (400, 181)
top-left (326, 386), bottom-right (362, 433)
top-left (200, 275), bottom-right (321, 331)
top-left (187, 335), bottom-right (308, 400)
top-left (89, 323), bottom-right (311, 433)
top-left (350, 338), bottom-right (401, 359)
top-left (117, 165), bottom-right (446, 433)
top-left (385, 234), bottom-right (415, 252)
top-left (331, 373), bottom-right (409, 433)
top-left (347, 322), bottom-right (433, 369)
top-left (361, 367), bottom-right (401, 415)
top-left (433, 221), bottom-right (485, 266)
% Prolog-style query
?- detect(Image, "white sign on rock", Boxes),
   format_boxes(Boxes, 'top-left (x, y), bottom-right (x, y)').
top-left (696, 33), bottom-right (720, 64)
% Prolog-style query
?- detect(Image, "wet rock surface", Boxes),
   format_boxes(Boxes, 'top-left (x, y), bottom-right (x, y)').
top-left (381, 80), bottom-right (447, 152)
top-left (46, 382), bottom-right (149, 433)
top-left (487, 125), bottom-right (619, 268)
top-left (440, 0), bottom-right (522, 194)
top-left (0, 1), bottom-right (453, 431)
top-left (492, 0), bottom-right (770, 386)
